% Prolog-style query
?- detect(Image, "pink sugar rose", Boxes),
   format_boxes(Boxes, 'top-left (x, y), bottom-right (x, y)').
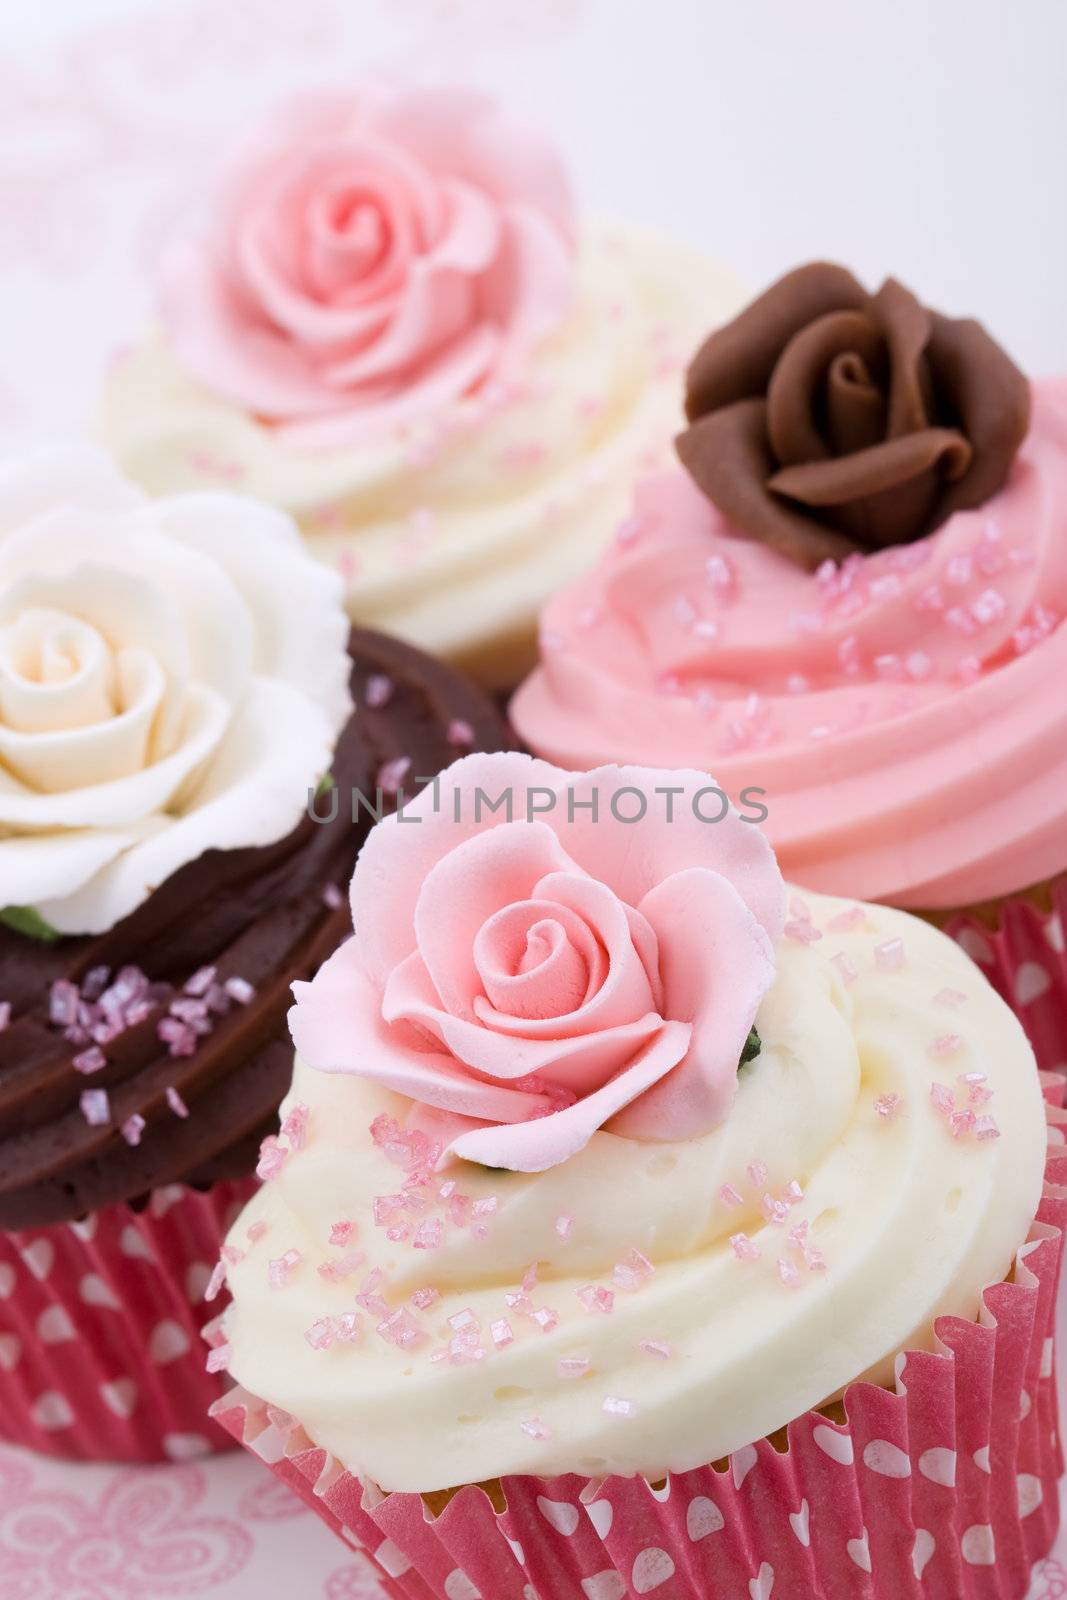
top-left (290, 754), bottom-right (784, 1171)
top-left (159, 86), bottom-right (576, 449)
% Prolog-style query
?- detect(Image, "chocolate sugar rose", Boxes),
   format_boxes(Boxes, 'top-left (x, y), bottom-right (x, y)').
top-left (676, 261), bottom-right (1031, 567)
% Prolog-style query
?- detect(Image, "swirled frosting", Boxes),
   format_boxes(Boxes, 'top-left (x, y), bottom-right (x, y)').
top-left (512, 379), bottom-right (1067, 909)
top-left (99, 230), bottom-right (745, 686)
top-left (220, 895), bottom-right (1045, 1491)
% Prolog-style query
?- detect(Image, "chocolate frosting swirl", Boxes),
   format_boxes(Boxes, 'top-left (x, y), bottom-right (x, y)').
top-left (676, 262), bottom-right (1031, 567)
top-left (0, 630), bottom-right (510, 1228)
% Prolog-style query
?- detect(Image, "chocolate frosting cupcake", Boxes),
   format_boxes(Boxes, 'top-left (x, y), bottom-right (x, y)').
top-left (0, 629), bottom-right (510, 1228)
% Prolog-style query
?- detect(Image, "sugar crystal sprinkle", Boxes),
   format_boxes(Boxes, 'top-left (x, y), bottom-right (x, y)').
top-left (577, 1284), bottom-right (615, 1314)
top-left (165, 1086), bottom-right (189, 1119)
top-left (121, 1114), bottom-right (146, 1147)
top-left (558, 1356), bottom-right (589, 1377)
top-left (874, 938), bottom-right (906, 972)
top-left (730, 1232), bottom-right (760, 1263)
top-left (639, 1338), bottom-right (672, 1360)
top-left (874, 1093), bottom-right (901, 1121)
top-left (79, 1088), bottom-right (110, 1127)
top-left (602, 1396), bottom-right (636, 1418)
top-left (520, 1417), bottom-right (552, 1441)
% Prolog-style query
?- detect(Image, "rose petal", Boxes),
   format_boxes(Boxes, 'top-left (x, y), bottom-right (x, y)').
top-left (35, 676), bottom-right (338, 934)
top-left (291, 942), bottom-right (552, 1124)
top-left (385, 948), bottom-right (668, 1089)
top-left (552, 764), bottom-right (785, 949)
top-left (350, 752), bottom-right (570, 987)
top-left (447, 1019), bottom-right (692, 1172)
top-left (611, 870), bottom-right (775, 1140)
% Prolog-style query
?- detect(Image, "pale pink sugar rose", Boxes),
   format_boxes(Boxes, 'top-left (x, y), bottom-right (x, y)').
top-left (160, 86), bottom-right (577, 449)
top-left (290, 753), bottom-right (783, 1171)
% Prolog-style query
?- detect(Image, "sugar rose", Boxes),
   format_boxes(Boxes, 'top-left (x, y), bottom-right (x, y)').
top-left (159, 86), bottom-right (577, 449)
top-left (290, 753), bottom-right (783, 1170)
top-left (0, 447), bottom-right (351, 934)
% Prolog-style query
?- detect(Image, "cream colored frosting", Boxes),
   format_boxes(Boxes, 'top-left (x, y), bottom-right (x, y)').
top-left (99, 228), bottom-right (742, 687)
top-left (221, 893), bottom-right (1045, 1492)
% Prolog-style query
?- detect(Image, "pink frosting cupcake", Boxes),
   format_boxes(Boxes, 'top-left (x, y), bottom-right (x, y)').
top-left (512, 264), bottom-right (1067, 1071)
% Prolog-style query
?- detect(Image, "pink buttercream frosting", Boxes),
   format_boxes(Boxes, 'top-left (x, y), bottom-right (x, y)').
top-left (512, 379), bottom-right (1067, 910)
top-left (289, 752), bottom-right (783, 1171)
top-left (158, 86), bottom-right (576, 448)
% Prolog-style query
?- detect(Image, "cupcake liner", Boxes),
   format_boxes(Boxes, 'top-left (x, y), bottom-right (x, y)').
top-left (211, 1085), bottom-right (1067, 1600)
top-left (946, 876), bottom-right (1067, 1079)
top-left (0, 1175), bottom-right (258, 1462)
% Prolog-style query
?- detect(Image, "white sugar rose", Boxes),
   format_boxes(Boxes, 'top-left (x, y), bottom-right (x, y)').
top-left (0, 446), bottom-right (352, 934)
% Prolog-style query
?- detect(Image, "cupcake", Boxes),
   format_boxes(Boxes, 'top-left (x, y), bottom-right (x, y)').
top-left (98, 84), bottom-right (745, 689)
top-left (211, 753), bottom-right (1062, 1598)
top-left (512, 263), bottom-right (1067, 1072)
top-left (0, 446), bottom-right (510, 1461)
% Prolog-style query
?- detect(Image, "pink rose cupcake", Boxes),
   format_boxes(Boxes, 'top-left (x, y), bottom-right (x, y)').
top-left (513, 263), bottom-right (1067, 1073)
top-left (0, 446), bottom-right (510, 1461)
top-left (212, 753), bottom-right (1062, 1599)
top-left (98, 83), bottom-right (744, 687)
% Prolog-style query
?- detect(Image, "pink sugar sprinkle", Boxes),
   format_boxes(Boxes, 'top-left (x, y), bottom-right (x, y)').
top-left (184, 965), bottom-right (217, 998)
top-left (936, 987), bottom-right (968, 1008)
top-left (335, 1312), bottom-right (362, 1344)
top-left (373, 1195), bottom-right (404, 1227)
top-left (157, 1017), bottom-right (198, 1057)
top-left (329, 1220), bottom-right (354, 1247)
top-left (322, 882), bottom-right (344, 911)
top-left (376, 1309), bottom-right (425, 1350)
top-left (730, 1233), bottom-right (760, 1263)
top-left (317, 1251), bottom-right (366, 1282)
top-left (204, 1260), bottom-right (227, 1302)
top-left (411, 1287), bottom-right (441, 1311)
top-left (0, 1001), bottom-right (9, 1033)
top-left (557, 1356), bottom-right (589, 1378)
top-left (49, 980), bottom-right (80, 1027)
top-left (929, 1033), bottom-right (962, 1058)
top-left (221, 1244), bottom-right (244, 1267)
top-left (969, 1084), bottom-right (994, 1107)
top-left (784, 1179), bottom-right (803, 1203)
top-left (225, 976), bottom-right (256, 1006)
top-left (268, 1250), bottom-right (303, 1287)
top-left (521, 1263), bottom-right (540, 1293)
top-left (874, 1093), bottom-right (901, 1121)
top-left (577, 1284), bottom-right (615, 1314)
top-left (832, 953), bottom-right (858, 986)
top-left (79, 1088), bottom-right (110, 1127)
top-left (532, 1307), bottom-right (560, 1334)
top-left (777, 1258), bottom-right (801, 1288)
top-left (929, 1083), bottom-right (955, 1117)
top-left (206, 1343), bottom-right (232, 1373)
top-left (377, 756), bottom-right (412, 796)
top-left (874, 938), bottom-right (906, 972)
top-left (305, 1318), bottom-right (336, 1351)
top-left (747, 1160), bottom-right (768, 1188)
top-left (971, 588), bottom-right (1007, 625)
top-left (555, 1213), bottom-right (575, 1241)
top-left (280, 1103), bottom-right (310, 1151)
top-left (761, 1194), bottom-right (789, 1226)
top-left (256, 1136), bottom-right (288, 1182)
top-left (386, 1222), bottom-right (411, 1243)
top-left (612, 1247), bottom-right (655, 1292)
top-left (447, 718), bottom-right (475, 748)
top-left (246, 1220), bottom-right (268, 1245)
top-left (602, 1396), bottom-right (636, 1418)
top-left (471, 1197), bottom-right (498, 1219)
top-left (365, 674), bottom-right (394, 709)
top-left (950, 1109), bottom-right (977, 1139)
top-left (491, 1318), bottom-right (514, 1348)
top-left (520, 1417), bottom-right (552, 1441)
top-left (121, 1114), bottom-right (146, 1147)
top-left (449, 1309), bottom-right (479, 1335)
top-left (640, 1338), bottom-right (672, 1360)
top-left (975, 1115), bottom-right (1001, 1141)
top-left (413, 1218), bottom-right (444, 1250)
top-left (165, 1086), bottom-right (189, 1118)
top-left (719, 1183), bottom-right (743, 1208)
top-left (828, 906), bottom-right (865, 932)
top-left (72, 1045), bottom-right (106, 1075)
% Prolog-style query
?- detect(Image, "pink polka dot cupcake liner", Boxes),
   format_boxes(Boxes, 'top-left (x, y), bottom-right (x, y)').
top-left (0, 1175), bottom-right (258, 1462)
top-left (211, 1087), bottom-right (1067, 1599)
top-left (947, 876), bottom-right (1067, 1080)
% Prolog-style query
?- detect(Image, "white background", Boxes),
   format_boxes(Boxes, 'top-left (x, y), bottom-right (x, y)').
top-left (1, 0), bottom-right (1065, 445)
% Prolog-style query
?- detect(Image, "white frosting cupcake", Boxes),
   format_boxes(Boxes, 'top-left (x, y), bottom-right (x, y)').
top-left (98, 86), bottom-right (743, 686)
top-left (216, 756), bottom-right (1046, 1493)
